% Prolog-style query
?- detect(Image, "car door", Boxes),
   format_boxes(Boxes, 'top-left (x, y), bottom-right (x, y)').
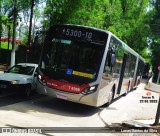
top-left (32, 67), bottom-right (38, 90)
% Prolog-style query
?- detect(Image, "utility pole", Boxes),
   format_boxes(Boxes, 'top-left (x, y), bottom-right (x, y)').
top-left (154, 66), bottom-right (160, 125)
top-left (154, 96), bottom-right (160, 125)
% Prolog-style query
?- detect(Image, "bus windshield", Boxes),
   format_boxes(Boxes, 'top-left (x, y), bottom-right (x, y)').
top-left (40, 38), bottom-right (106, 84)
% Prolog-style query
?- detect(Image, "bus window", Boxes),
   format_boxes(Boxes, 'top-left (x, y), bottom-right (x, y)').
top-left (103, 36), bottom-right (124, 78)
top-left (40, 38), bottom-right (105, 84)
top-left (142, 63), bottom-right (150, 78)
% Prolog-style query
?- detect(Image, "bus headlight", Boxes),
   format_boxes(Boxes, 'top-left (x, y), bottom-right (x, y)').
top-left (81, 85), bottom-right (97, 95)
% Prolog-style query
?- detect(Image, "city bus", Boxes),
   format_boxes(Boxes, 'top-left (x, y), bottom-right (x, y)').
top-left (36, 24), bottom-right (145, 107)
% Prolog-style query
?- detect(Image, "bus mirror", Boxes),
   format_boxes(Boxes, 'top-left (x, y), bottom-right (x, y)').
top-left (110, 53), bottom-right (115, 67)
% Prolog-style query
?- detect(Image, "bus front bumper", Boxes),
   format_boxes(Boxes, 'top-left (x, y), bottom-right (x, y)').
top-left (36, 81), bottom-right (98, 107)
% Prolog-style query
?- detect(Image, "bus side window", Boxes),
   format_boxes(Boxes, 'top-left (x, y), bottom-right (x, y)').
top-left (103, 51), bottom-right (115, 78)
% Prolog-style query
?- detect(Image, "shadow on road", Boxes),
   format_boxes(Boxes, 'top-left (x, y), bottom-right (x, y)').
top-left (30, 96), bottom-right (101, 117)
top-left (0, 91), bottom-right (43, 107)
top-left (0, 91), bottom-right (101, 117)
top-left (0, 79), bottom-right (148, 118)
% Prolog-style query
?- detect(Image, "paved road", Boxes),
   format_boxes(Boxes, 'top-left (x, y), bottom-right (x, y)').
top-left (0, 91), bottom-right (43, 107)
top-left (0, 79), bottom-right (159, 136)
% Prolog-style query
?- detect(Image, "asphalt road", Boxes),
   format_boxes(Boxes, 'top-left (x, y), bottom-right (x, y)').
top-left (0, 90), bottom-right (44, 107)
top-left (0, 79), bottom-right (159, 136)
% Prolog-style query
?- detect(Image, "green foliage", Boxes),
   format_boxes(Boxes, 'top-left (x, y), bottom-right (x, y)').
top-left (0, 0), bottom-right (159, 70)
top-left (43, 0), bottom-right (82, 28)
top-left (42, 0), bottom-right (153, 64)
top-left (147, 0), bottom-right (160, 81)
top-left (0, 42), bottom-right (12, 50)
top-left (66, 0), bottom-right (150, 57)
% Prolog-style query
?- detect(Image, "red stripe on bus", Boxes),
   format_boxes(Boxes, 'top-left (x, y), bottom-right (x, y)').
top-left (45, 78), bottom-right (89, 93)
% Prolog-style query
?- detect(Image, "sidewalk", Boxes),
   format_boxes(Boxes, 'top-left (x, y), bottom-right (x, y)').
top-left (124, 78), bottom-right (160, 131)
top-left (123, 119), bottom-right (160, 128)
top-left (145, 77), bottom-right (160, 94)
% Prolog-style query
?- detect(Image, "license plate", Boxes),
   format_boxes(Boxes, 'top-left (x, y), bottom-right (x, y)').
top-left (56, 94), bottom-right (68, 100)
top-left (0, 84), bottom-right (7, 88)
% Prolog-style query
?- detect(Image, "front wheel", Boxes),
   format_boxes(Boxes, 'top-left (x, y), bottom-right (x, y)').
top-left (105, 87), bottom-right (114, 107)
top-left (124, 82), bottom-right (130, 96)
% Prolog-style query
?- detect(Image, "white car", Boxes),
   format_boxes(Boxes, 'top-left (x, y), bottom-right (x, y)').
top-left (0, 63), bottom-right (38, 96)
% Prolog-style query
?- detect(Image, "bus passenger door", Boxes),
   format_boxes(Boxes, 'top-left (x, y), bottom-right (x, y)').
top-left (117, 54), bottom-right (128, 95)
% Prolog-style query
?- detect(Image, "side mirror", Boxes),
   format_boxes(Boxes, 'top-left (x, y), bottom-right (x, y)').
top-left (34, 72), bottom-right (38, 77)
top-left (110, 53), bottom-right (116, 67)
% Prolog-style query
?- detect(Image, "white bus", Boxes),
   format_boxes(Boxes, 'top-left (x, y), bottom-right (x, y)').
top-left (37, 24), bottom-right (144, 107)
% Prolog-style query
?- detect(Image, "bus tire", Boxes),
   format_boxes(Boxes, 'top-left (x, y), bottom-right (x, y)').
top-left (137, 79), bottom-right (140, 86)
top-left (124, 82), bottom-right (130, 96)
top-left (105, 86), bottom-right (115, 107)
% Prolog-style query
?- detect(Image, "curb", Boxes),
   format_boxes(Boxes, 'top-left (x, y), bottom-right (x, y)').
top-left (122, 120), bottom-right (160, 129)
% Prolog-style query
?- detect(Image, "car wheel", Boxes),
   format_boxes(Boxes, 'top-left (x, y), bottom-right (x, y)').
top-left (24, 85), bottom-right (31, 97)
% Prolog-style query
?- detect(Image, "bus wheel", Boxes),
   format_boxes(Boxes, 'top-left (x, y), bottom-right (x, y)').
top-left (24, 85), bottom-right (31, 97)
top-left (124, 82), bottom-right (130, 96)
top-left (105, 87), bottom-right (114, 107)
top-left (137, 79), bottom-right (140, 86)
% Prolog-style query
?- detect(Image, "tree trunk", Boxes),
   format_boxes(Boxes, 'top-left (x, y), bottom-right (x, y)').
top-left (26, 0), bottom-right (34, 63)
top-left (28, 0), bottom-right (34, 46)
top-left (7, 25), bottom-right (11, 67)
top-left (10, 0), bottom-right (17, 67)
top-left (0, 0), bottom-right (2, 61)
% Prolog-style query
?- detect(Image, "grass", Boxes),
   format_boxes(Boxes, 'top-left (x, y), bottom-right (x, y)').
top-left (0, 42), bottom-right (12, 50)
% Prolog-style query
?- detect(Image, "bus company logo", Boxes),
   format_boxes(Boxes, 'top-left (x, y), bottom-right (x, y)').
top-left (47, 82), bottom-right (58, 87)
top-left (140, 92), bottom-right (158, 103)
top-left (1, 128), bottom-right (11, 133)
top-left (1, 128), bottom-right (42, 134)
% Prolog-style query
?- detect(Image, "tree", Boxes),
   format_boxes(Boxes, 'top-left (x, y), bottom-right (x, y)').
top-left (20, 1), bottom-right (43, 43)
top-left (114, 0), bottom-right (150, 52)
top-left (0, 0), bottom-right (41, 66)
top-left (0, 0), bottom-right (2, 52)
top-left (19, 0), bottom-right (44, 62)
top-left (148, 0), bottom-right (160, 83)
top-left (10, 0), bottom-right (18, 67)
top-left (43, 0), bottom-right (82, 29)
top-left (0, 0), bottom-right (157, 67)
top-left (67, 0), bottom-right (150, 56)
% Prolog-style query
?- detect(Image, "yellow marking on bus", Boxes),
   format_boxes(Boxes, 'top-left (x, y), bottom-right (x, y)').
top-left (72, 71), bottom-right (93, 78)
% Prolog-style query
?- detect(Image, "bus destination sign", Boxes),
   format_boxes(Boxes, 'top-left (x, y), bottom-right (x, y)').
top-left (63, 28), bottom-right (93, 41)
top-left (49, 25), bottom-right (108, 44)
